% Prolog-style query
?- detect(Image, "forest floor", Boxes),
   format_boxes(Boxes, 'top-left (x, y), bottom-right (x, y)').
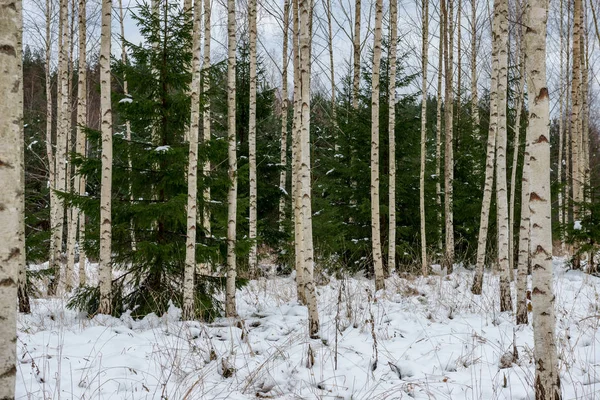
top-left (16, 258), bottom-right (600, 399)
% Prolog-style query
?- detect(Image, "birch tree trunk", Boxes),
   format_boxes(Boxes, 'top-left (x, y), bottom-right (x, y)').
top-left (419, 0), bottom-right (428, 276)
top-left (509, 30), bottom-right (525, 275)
top-left (524, 0), bottom-right (562, 393)
top-left (77, 0), bottom-right (88, 287)
top-left (557, 0), bottom-right (564, 244)
top-left (49, 0), bottom-right (70, 294)
top-left (225, 0), bottom-right (238, 318)
top-left (470, 0), bottom-right (479, 128)
top-left (0, 0), bottom-right (22, 391)
top-left (248, 0), bottom-right (258, 277)
top-left (98, 0), bottom-right (113, 314)
top-left (65, 0), bottom-right (77, 293)
top-left (17, 25), bottom-right (29, 313)
top-left (435, 11), bottom-right (444, 255)
top-left (199, 0), bottom-right (211, 276)
top-left (292, 0), bottom-right (306, 305)
top-left (471, 15), bottom-right (499, 295)
top-left (456, 0), bottom-right (462, 121)
top-left (565, 0), bottom-right (571, 229)
top-left (299, 0), bottom-right (320, 338)
top-left (493, 0), bottom-right (511, 312)
top-left (326, 0), bottom-right (336, 123)
top-left (352, 0), bottom-right (361, 109)
top-left (370, 0), bottom-right (385, 291)
top-left (443, 0), bottom-right (455, 273)
top-left (516, 133), bottom-right (530, 325)
top-left (571, 0), bottom-right (582, 224)
top-left (184, 0), bottom-right (202, 320)
top-left (278, 0), bottom-right (290, 231)
top-left (118, 0), bottom-right (136, 254)
top-left (45, 0), bottom-right (57, 287)
top-left (580, 29), bottom-right (589, 198)
top-left (388, 0), bottom-right (398, 275)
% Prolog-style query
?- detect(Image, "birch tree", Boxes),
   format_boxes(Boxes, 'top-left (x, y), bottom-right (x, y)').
top-left (388, 0), bottom-right (398, 275)
top-left (200, 0), bottom-right (212, 275)
top-left (98, 0), bottom-right (113, 314)
top-left (370, 0), bottom-right (385, 291)
top-left (248, 0), bottom-right (258, 276)
top-left (65, 1), bottom-right (77, 292)
top-left (77, 0), bottom-right (87, 286)
top-left (49, 0), bottom-right (70, 294)
top-left (509, 24), bottom-right (525, 274)
top-left (278, 0), bottom-right (290, 231)
top-left (118, 0), bottom-right (137, 255)
top-left (456, 0), bottom-right (462, 117)
top-left (471, 6), bottom-right (499, 295)
top-left (0, 0), bottom-right (23, 393)
top-left (225, 0), bottom-right (238, 317)
top-left (298, 0), bottom-right (320, 338)
top-left (580, 26), bottom-right (589, 197)
top-left (419, 0), bottom-right (428, 275)
top-left (557, 0), bottom-right (565, 242)
top-left (352, 0), bottom-right (361, 109)
top-left (45, 0), bottom-right (57, 288)
top-left (435, 7), bottom-right (443, 254)
top-left (470, 0), bottom-right (479, 128)
top-left (292, 0), bottom-right (306, 305)
top-left (184, 0), bottom-right (202, 319)
top-left (524, 0), bottom-right (562, 393)
top-left (571, 0), bottom-right (582, 225)
top-left (443, 0), bottom-right (455, 273)
top-left (326, 0), bottom-right (336, 123)
top-left (516, 133), bottom-right (530, 325)
top-left (493, 0), bottom-right (511, 312)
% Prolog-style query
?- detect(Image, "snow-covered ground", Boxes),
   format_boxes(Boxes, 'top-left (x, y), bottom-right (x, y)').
top-left (16, 258), bottom-right (600, 399)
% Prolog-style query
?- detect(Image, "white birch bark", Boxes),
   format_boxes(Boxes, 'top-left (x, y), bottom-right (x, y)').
top-left (65, 0), bottom-right (77, 293)
top-left (470, 0), bottom-right (479, 128)
top-left (0, 0), bottom-right (23, 392)
top-left (45, 0), bottom-right (57, 285)
top-left (77, 0), bottom-right (87, 286)
top-left (388, 0), bottom-right (398, 275)
top-left (571, 0), bottom-right (582, 219)
top-left (494, 0), bottom-right (511, 312)
top-left (292, 0), bottom-right (306, 305)
top-left (248, 0), bottom-right (258, 277)
top-left (443, 0), bottom-right (455, 273)
top-left (419, 0), bottom-right (428, 276)
top-left (199, 0), bottom-right (211, 276)
top-left (516, 133), bottom-right (530, 325)
top-left (98, 0), bottom-right (113, 314)
top-left (225, 0), bottom-right (238, 317)
top-left (370, 0), bottom-right (385, 291)
top-left (17, 24), bottom-right (29, 313)
top-left (471, 15), bottom-right (499, 295)
top-left (352, 0), bottom-right (361, 109)
top-left (279, 0), bottom-right (290, 232)
top-left (326, 0), bottom-right (335, 124)
top-left (435, 12), bottom-right (443, 255)
top-left (509, 31), bottom-right (525, 274)
top-left (557, 0), bottom-right (564, 242)
top-left (456, 0), bottom-right (462, 113)
top-left (50, 0), bottom-right (70, 294)
top-left (118, 0), bottom-right (136, 254)
top-left (564, 2), bottom-right (571, 229)
top-left (524, 0), bottom-right (562, 393)
top-left (299, 0), bottom-right (319, 338)
top-left (184, 0), bottom-right (202, 320)
top-left (580, 29), bottom-right (589, 198)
